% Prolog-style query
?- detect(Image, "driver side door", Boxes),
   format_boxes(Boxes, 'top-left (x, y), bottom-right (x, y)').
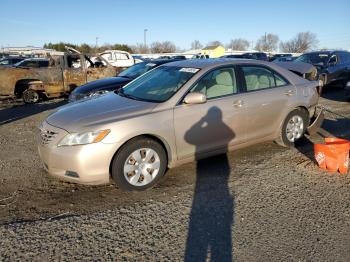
top-left (174, 66), bottom-right (247, 160)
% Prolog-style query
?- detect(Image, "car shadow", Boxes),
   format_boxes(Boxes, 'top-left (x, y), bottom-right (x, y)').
top-left (184, 106), bottom-right (235, 262)
top-left (0, 100), bottom-right (66, 125)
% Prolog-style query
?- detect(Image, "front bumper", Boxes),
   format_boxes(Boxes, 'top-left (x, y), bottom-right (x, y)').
top-left (37, 122), bottom-right (119, 185)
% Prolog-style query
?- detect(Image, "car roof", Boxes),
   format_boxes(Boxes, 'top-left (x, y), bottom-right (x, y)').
top-left (160, 58), bottom-right (271, 69)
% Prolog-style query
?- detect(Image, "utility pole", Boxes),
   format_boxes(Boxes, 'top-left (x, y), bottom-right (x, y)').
top-left (144, 29), bottom-right (148, 51)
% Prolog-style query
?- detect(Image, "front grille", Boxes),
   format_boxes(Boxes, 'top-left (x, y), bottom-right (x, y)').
top-left (40, 128), bottom-right (58, 145)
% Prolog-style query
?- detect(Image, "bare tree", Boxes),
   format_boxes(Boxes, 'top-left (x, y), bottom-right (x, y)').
top-left (191, 40), bottom-right (203, 50)
top-left (150, 41), bottom-right (176, 53)
top-left (131, 43), bottom-right (149, 54)
top-left (227, 38), bottom-right (250, 51)
top-left (207, 41), bottom-right (224, 47)
top-left (280, 32), bottom-right (318, 53)
top-left (255, 33), bottom-right (279, 52)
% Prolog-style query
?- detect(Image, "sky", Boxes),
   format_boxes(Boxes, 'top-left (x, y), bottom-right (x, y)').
top-left (1, 0), bottom-right (350, 51)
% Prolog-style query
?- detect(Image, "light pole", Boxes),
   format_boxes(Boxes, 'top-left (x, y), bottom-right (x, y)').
top-left (144, 29), bottom-right (148, 50)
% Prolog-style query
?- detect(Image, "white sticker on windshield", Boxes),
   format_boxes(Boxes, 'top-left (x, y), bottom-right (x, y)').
top-left (179, 68), bottom-right (200, 73)
top-left (146, 63), bottom-right (157, 67)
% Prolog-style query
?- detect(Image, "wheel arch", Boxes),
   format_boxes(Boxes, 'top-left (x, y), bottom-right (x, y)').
top-left (14, 79), bottom-right (43, 97)
top-left (275, 105), bottom-right (310, 138)
top-left (109, 134), bottom-right (173, 177)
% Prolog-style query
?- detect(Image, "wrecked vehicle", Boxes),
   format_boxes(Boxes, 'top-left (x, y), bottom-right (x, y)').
top-left (0, 48), bottom-right (117, 103)
top-left (295, 51), bottom-right (350, 87)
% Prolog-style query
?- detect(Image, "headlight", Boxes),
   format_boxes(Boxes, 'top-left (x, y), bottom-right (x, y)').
top-left (58, 129), bottom-right (110, 146)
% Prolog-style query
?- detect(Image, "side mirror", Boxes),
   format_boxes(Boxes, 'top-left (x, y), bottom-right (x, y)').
top-left (183, 92), bottom-right (207, 104)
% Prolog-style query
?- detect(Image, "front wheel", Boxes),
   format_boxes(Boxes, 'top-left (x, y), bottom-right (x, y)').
top-left (275, 108), bottom-right (309, 147)
top-left (23, 89), bottom-right (40, 103)
top-left (111, 137), bottom-right (167, 191)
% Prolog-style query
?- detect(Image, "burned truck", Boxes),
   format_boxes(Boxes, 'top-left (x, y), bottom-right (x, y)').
top-left (0, 49), bottom-right (117, 103)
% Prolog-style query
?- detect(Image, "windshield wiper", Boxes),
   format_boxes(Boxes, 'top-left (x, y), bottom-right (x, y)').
top-left (115, 89), bottom-right (143, 101)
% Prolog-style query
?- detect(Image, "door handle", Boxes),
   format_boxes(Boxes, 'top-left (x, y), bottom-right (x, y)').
top-left (284, 90), bottom-right (294, 96)
top-left (233, 100), bottom-right (244, 107)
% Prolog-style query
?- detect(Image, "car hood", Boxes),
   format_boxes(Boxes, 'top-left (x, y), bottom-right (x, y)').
top-left (275, 61), bottom-right (316, 74)
top-left (73, 77), bottom-right (132, 94)
top-left (46, 92), bottom-right (157, 132)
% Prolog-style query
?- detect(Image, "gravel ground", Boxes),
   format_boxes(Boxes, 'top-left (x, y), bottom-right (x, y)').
top-left (0, 89), bottom-right (350, 261)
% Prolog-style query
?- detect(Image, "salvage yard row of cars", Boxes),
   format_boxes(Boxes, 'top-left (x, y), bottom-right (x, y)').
top-left (1, 48), bottom-right (349, 191)
top-left (1, 49), bottom-right (350, 104)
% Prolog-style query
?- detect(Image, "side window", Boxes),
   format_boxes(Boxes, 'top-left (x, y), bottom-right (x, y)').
top-left (39, 60), bottom-right (49, 67)
top-left (114, 53), bottom-right (129, 60)
top-left (242, 66), bottom-right (275, 91)
top-left (242, 66), bottom-right (288, 91)
top-left (190, 67), bottom-right (238, 99)
top-left (328, 55), bottom-right (337, 64)
top-left (101, 52), bottom-right (112, 61)
top-left (274, 74), bottom-right (288, 87)
top-left (67, 55), bottom-right (82, 68)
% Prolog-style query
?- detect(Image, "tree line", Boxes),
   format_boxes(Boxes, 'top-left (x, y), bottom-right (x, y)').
top-left (44, 31), bottom-right (318, 54)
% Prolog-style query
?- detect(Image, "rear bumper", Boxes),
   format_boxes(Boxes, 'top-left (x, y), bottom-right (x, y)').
top-left (307, 107), bottom-right (325, 135)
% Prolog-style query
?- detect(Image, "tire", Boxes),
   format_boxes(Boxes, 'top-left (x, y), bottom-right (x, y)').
top-left (23, 89), bottom-right (40, 104)
top-left (111, 137), bottom-right (167, 191)
top-left (275, 108), bottom-right (309, 147)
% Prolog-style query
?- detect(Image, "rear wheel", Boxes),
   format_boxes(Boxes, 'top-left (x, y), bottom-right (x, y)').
top-left (275, 108), bottom-right (309, 147)
top-left (23, 89), bottom-right (40, 103)
top-left (111, 137), bottom-right (167, 191)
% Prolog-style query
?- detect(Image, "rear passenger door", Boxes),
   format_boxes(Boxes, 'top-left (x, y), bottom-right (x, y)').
top-left (238, 65), bottom-right (296, 141)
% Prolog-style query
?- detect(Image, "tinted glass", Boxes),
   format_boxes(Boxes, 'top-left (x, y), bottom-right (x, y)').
top-left (191, 67), bottom-right (237, 99)
top-left (121, 66), bottom-right (198, 102)
top-left (295, 53), bottom-right (330, 65)
top-left (39, 60), bottom-right (49, 67)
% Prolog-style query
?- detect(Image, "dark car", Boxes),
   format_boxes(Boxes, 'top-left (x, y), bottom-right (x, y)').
top-left (221, 54), bottom-right (245, 59)
top-left (269, 53), bottom-right (293, 62)
top-left (0, 56), bottom-right (26, 66)
top-left (272, 56), bottom-right (296, 63)
top-left (14, 58), bottom-right (49, 68)
top-left (345, 81), bottom-right (350, 101)
top-left (222, 52), bottom-right (268, 61)
top-left (295, 50), bottom-right (350, 87)
top-left (69, 59), bottom-right (181, 102)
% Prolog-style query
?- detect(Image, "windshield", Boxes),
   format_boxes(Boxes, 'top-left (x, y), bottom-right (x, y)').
top-left (119, 66), bottom-right (199, 102)
top-left (295, 53), bottom-right (330, 65)
top-left (119, 62), bottom-right (157, 79)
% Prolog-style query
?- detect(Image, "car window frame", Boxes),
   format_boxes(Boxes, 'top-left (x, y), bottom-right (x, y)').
top-left (237, 64), bottom-right (291, 93)
top-left (177, 65), bottom-right (243, 105)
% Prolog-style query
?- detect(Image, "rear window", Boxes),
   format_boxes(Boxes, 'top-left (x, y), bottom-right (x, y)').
top-left (295, 53), bottom-right (330, 65)
top-left (242, 66), bottom-right (288, 91)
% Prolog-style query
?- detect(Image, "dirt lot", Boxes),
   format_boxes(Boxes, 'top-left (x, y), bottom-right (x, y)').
top-left (0, 89), bottom-right (350, 261)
